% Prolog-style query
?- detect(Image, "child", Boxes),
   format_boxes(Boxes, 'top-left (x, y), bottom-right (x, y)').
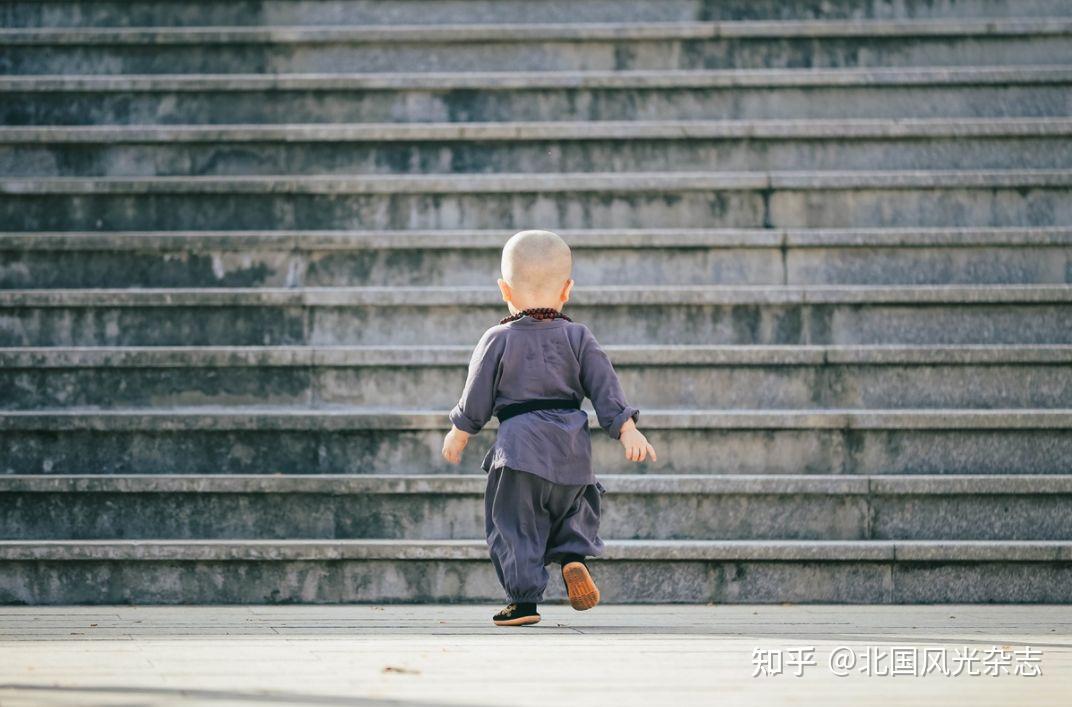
top-left (441, 229), bottom-right (657, 626)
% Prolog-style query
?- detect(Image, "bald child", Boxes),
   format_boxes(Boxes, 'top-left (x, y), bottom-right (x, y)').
top-left (442, 229), bottom-right (656, 626)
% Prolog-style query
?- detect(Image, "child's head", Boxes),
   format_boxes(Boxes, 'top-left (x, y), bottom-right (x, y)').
top-left (497, 229), bottom-right (574, 314)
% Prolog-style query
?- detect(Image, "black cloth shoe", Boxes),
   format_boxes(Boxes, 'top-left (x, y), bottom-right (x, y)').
top-left (493, 602), bottom-right (541, 626)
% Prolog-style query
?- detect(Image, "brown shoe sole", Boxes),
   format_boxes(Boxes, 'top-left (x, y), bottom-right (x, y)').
top-left (562, 561), bottom-right (600, 611)
top-left (493, 614), bottom-right (541, 627)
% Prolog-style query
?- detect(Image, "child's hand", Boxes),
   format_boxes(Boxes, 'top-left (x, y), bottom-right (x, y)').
top-left (441, 426), bottom-right (471, 465)
top-left (618, 418), bottom-right (657, 463)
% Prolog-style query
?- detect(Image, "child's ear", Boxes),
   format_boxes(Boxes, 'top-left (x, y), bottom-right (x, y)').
top-left (560, 278), bottom-right (574, 303)
top-left (497, 278), bottom-right (512, 303)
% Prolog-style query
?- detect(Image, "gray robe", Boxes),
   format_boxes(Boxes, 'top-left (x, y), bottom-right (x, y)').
top-left (448, 314), bottom-right (640, 486)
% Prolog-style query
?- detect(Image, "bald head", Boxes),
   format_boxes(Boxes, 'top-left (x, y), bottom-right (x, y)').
top-left (500, 230), bottom-right (573, 300)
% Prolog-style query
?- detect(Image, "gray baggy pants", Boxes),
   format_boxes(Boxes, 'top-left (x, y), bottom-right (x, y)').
top-left (484, 465), bottom-right (606, 603)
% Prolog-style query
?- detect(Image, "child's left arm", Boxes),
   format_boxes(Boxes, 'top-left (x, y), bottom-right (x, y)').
top-left (576, 326), bottom-right (656, 463)
top-left (617, 417), bottom-right (657, 463)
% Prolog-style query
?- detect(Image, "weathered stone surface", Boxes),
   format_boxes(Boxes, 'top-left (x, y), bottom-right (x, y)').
top-left (8, 470), bottom-right (1068, 493)
top-left (2, 407), bottom-right (1069, 431)
top-left (8, 18), bottom-right (1071, 44)
top-left (6, 21), bottom-right (1071, 74)
top-left (6, 132), bottom-right (1071, 179)
top-left (5, 68), bottom-right (1070, 125)
top-left (1, 410), bottom-right (1069, 475)
top-left (891, 561), bottom-right (1072, 602)
top-left (5, 0), bottom-right (1071, 29)
top-left (3, 345), bottom-right (1071, 408)
top-left (4, 473), bottom-right (1069, 541)
top-left (6, 117), bottom-right (1071, 143)
top-left (5, 170), bottom-right (1071, 192)
top-left (0, 485), bottom-right (871, 542)
top-left (3, 286), bottom-right (1072, 346)
top-left (0, 605), bottom-right (1067, 707)
top-left (874, 493), bottom-right (1072, 539)
top-left (4, 173), bottom-right (1069, 231)
top-left (0, 474), bottom-right (871, 541)
top-left (2, 0), bottom-right (1070, 605)
top-left (3, 226), bottom-right (1069, 288)
top-left (1, 540), bottom-right (1069, 604)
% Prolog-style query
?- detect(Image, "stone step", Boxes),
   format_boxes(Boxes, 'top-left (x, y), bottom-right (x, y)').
top-left (3, 170), bottom-right (1070, 230)
top-left (4, 0), bottom-right (1069, 28)
top-left (1, 407), bottom-right (1069, 476)
top-left (4, 0), bottom-right (1064, 610)
top-left (1, 538), bottom-right (1069, 604)
top-left (4, 66), bottom-right (1068, 124)
top-left (3, 345), bottom-right (1071, 410)
top-left (5, 20), bottom-right (1071, 73)
top-left (5, 119), bottom-right (1072, 176)
top-left (3, 473), bottom-right (1070, 542)
top-left (2, 285), bottom-right (1069, 346)
top-left (3, 227), bottom-right (1071, 288)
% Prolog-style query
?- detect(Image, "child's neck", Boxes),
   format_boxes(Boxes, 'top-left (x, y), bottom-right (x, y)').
top-left (505, 293), bottom-right (566, 312)
top-left (509, 300), bottom-right (563, 314)
top-left (500, 306), bottom-right (571, 324)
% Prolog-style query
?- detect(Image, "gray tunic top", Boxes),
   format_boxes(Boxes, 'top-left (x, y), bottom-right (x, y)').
top-left (448, 314), bottom-right (640, 486)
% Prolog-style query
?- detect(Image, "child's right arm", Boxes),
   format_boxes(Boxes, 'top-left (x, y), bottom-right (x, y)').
top-left (441, 425), bottom-right (470, 465)
top-left (443, 327), bottom-right (502, 464)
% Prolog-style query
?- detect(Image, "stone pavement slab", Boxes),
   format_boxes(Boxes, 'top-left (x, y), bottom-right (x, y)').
top-left (0, 605), bottom-right (1068, 706)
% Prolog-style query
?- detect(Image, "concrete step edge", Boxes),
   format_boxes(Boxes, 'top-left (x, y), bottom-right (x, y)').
top-left (5, 118), bottom-right (1072, 143)
top-left (4, 344), bottom-right (1072, 368)
top-left (5, 19), bottom-right (1072, 45)
top-left (3, 473), bottom-right (1071, 495)
top-left (2, 407), bottom-right (1071, 431)
top-left (3, 284), bottom-right (1070, 306)
top-left (0, 538), bottom-right (1067, 562)
top-left (3, 66), bottom-right (1069, 91)
top-left (4, 170), bottom-right (1070, 194)
top-left (5, 227), bottom-right (1071, 251)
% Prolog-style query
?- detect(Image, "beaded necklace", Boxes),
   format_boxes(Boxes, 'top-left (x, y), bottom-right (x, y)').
top-left (499, 307), bottom-right (573, 325)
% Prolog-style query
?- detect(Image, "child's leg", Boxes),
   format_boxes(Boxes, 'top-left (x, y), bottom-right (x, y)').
top-left (484, 466), bottom-right (554, 606)
top-left (544, 481), bottom-right (605, 564)
top-left (544, 482), bottom-right (605, 610)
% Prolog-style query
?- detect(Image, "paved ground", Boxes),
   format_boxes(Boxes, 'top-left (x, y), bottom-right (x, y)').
top-left (0, 604), bottom-right (1068, 706)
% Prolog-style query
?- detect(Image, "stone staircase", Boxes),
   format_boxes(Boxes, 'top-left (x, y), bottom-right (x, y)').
top-left (1, 0), bottom-right (1071, 604)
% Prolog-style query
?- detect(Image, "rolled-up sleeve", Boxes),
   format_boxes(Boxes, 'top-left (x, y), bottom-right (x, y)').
top-left (577, 326), bottom-right (639, 439)
top-left (448, 327), bottom-right (503, 434)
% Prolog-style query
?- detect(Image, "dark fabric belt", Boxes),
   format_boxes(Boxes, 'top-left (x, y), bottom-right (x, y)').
top-left (495, 398), bottom-right (582, 423)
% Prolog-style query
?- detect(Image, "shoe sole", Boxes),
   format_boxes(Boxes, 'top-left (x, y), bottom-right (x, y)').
top-left (493, 614), bottom-right (541, 627)
top-left (562, 562), bottom-right (600, 611)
